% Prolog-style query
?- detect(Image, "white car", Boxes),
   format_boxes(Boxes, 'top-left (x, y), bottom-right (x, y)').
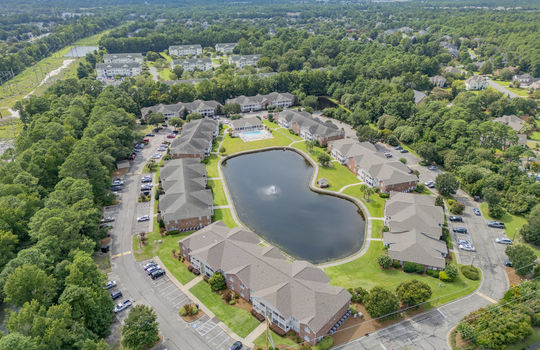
top-left (425, 180), bottom-right (435, 188)
top-left (104, 280), bottom-right (117, 289)
top-left (157, 146), bottom-right (167, 152)
top-left (458, 239), bottom-right (471, 246)
top-left (113, 300), bottom-right (132, 313)
top-left (459, 244), bottom-right (476, 252)
top-left (152, 153), bottom-right (162, 159)
top-left (137, 215), bottom-right (150, 222)
top-left (496, 237), bottom-right (512, 245)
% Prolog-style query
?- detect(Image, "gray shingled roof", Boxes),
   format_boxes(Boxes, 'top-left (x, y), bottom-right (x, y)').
top-left (226, 92), bottom-right (294, 106)
top-left (170, 118), bottom-right (218, 157)
top-left (493, 114), bottom-right (525, 133)
top-left (231, 117), bottom-right (263, 129)
top-left (329, 139), bottom-right (377, 158)
top-left (141, 100), bottom-right (221, 118)
top-left (103, 53), bottom-right (143, 62)
top-left (96, 62), bottom-right (141, 69)
top-left (383, 193), bottom-right (446, 269)
top-left (277, 110), bottom-right (344, 139)
top-left (351, 152), bottom-right (416, 186)
top-left (180, 222), bottom-right (351, 333)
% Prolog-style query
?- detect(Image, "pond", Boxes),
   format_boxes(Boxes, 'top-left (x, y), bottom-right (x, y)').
top-left (221, 149), bottom-right (366, 264)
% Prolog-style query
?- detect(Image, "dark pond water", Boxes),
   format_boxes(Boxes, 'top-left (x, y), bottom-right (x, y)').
top-left (221, 149), bottom-right (365, 263)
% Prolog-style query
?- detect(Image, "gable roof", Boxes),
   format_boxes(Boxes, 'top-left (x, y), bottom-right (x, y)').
top-left (231, 117), bottom-right (263, 129)
top-left (351, 152), bottom-right (416, 186)
top-left (170, 118), bottom-right (218, 157)
top-left (329, 139), bottom-right (377, 158)
top-left (493, 114), bottom-right (525, 133)
top-left (226, 92), bottom-right (295, 106)
top-left (277, 110), bottom-right (344, 139)
top-left (180, 222), bottom-right (351, 334)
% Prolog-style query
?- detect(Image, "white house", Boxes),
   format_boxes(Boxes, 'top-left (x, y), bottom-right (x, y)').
top-left (215, 43), bottom-right (237, 54)
top-left (172, 58), bottom-right (212, 72)
top-left (169, 44), bottom-right (203, 56)
top-left (229, 55), bottom-right (261, 69)
top-left (465, 75), bottom-right (488, 90)
top-left (96, 62), bottom-right (141, 81)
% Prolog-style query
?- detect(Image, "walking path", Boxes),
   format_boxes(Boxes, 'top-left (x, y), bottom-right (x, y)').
top-left (338, 182), bottom-right (363, 193)
top-left (244, 321), bottom-right (267, 345)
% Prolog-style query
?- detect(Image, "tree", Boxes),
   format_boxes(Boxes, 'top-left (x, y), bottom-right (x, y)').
top-left (416, 142), bottom-right (440, 164)
top-left (364, 187), bottom-right (375, 202)
top-left (303, 95), bottom-right (318, 109)
top-left (186, 113), bottom-right (202, 122)
top-left (0, 333), bottom-right (37, 350)
top-left (0, 230), bottom-right (18, 268)
top-left (444, 263), bottom-right (459, 281)
top-left (435, 173), bottom-right (459, 196)
top-left (147, 112), bottom-right (165, 126)
top-left (521, 215), bottom-right (540, 245)
top-left (168, 117), bottom-right (184, 128)
top-left (121, 305), bottom-right (160, 350)
top-left (364, 286), bottom-right (400, 318)
top-left (395, 279), bottom-right (432, 307)
top-left (208, 272), bottom-right (226, 291)
top-left (356, 125), bottom-right (379, 143)
top-left (506, 245), bottom-right (536, 276)
top-left (317, 153), bottom-right (331, 167)
top-left (4, 264), bottom-right (56, 307)
top-left (172, 65), bottom-right (184, 79)
top-left (223, 103), bottom-right (241, 115)
top-left (377, 255), bottom-right (392, 269)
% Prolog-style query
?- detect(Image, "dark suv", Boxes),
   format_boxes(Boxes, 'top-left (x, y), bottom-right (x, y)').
top-left (449, 216), bottom-right (463, 222)
top-left (150, 269), bottom-right (165, 280)
top-left (453, 227), bottom-right (468, 234)
top-left (110, 290), bottom-right (123, 300)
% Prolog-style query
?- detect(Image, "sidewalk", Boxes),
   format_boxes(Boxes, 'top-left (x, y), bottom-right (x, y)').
top-left (244, 321), bottom-right (267, 344)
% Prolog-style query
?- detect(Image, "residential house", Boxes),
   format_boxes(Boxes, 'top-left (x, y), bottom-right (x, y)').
top-left (513, 74), bottom-right (539, 87)
top-left (429, 75), bottom-right (447, 88)
top-left (229, 55), bottom-right (261, 69)
top-left (158, 158), bottom-right (213, 231)
top-left (275, 110), bottom-right (344, 146)
top-left (169, 44), bottom-right (203, 56)
top-left (230, 117), bottom-right (264, 136)
top-left (440, 42), bottom-right (458, 57)
top-left (96, 62), bottom-right (141, 81)
top-left (103, 53), bottom-right (143, 64)
top-left (530, 80), bottom-right (540, 90)
top-left (347, 152), bottom-right (418, 193)
top-left (140, 100), bottom-right (222, 119)
top-left (172, 58), bottom-right (212, 72)
top-left (383, 192), bottom-right (447, 270)
top-left (226, 92), bottom-right (296, 112)
top-left (178, 221), bottom-right (351, 345)
top-left (465, 75), bottom-right (488, 90)
top-left (443, 66), bottom-right (462, 75)
top-left (493, 114), bottom-right (527, 146)
top-left (169, 118), bottom-right (219, 159)
top-left (413, 90), bottom-right (427, 105)
top-left (215, 43), bottom-right (237, 54)
top-left (328, 139), bottom-right (376, 165)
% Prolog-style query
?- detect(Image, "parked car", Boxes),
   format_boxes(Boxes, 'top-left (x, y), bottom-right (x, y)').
top-left (162, 124), bottom-right (168, 127)
top-left (473, 208), bottom-right (481, 216)
top-left (141, 176), bottom-right (152, 183)
top-left (112, 179), bottom-right (124, 185)
top-left (141, 184), bottom-right (153, 191)
top-left (504, 260), bottom-right (513, 267)
top-left (384, 152), bottom-right (392, 158)
top-left (113, 300), bottom-right (132, 313)
top-left (449, 216), bottom-right (463, 222)
top-left (152, 153), bottom-right (162, 159)
top-left (146, 133), bottom-right (155, 137)
top-left (428, 165), bottom-right (438, 171)
top-left (166, 134), bottom-right (176, 139)
top-left (400, 149), bottom-right (409, 153)
top-left (459, 244), bottom-right (476, 252)
top-left (110, 290), bottom-right (123, 300)
top-left (101, 216), bottom-right (115, 223)
top-left (488, 221), bottom-right (505, 229)
top-left (144, 261), bottom-right (157, 269)
top-left (104, 280), bottom-right (117, 289)
top-left (134, 144), bottom-right (144, 149)
top-left (158, 146), bottom-right (167, 152)
top-left (172, 130), bottom-right (179, 134)
top-left (424, 180), bottom-right (435, 188)
top-left (496, 238), bottom-right (512, 245)
top-left (143, 138), bottom-right (150, 143)
top-left (111, 185), bottom-right (123, 192)
top-left (146, 265), bottom-right (160, 275)
top-left (150, 269), bottom-right (165, 279)
top-left (229, 341), bottom-right (243, 350)
top-left (458, 239), bottom-right (471, 246)
top-left (453, 227), bottom-right (468, 234)
top-left (394, 146), bottom-right (403, 151)
top-left (137, 215), bottom-right (150, 222)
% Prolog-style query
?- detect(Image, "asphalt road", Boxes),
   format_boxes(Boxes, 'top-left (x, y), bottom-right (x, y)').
top-left (104, 128), bottom-right (216, 350)
top-left (487, 79), bottom-right (520, 99)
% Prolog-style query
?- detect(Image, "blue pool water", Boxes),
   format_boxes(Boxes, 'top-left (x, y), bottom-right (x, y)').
top-left (242, 130), bottom-right (263, 136)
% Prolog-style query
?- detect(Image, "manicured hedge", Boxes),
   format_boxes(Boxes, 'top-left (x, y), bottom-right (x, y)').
top-left (461, 265), bottom-right (480, 280)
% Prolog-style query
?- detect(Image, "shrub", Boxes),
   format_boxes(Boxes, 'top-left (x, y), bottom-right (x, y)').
top-left (379, 193), bottom-right (390, 199)
top-left (448, 199), bottom-right (465, 215)
top-left (223, 292), bottom-right (233, 303)
top-left (439, 271), bottom-right (452, 282)
top-left (461, 265), bottom-right (480, 280)
top-left (534, 264), bottom-right (540, 278)
top-left (234, 293), bottom-right (239, 299)
top-left (377, 254), bottom-right (392, 269)
top-left (419, 160), bottom-right (428, 166)
top-left (351, 287), bottom-right (368, 303)
top-left (179, 306), bottom-right (187, 316)
top-left (383, 225), bottom-right (389, 232)
top-left (188, 265), bottom-right (193, 272)
top-left (219, 146), bottom-right (226, 153)
top-left (392, 260), bottom-right (401, 269)
top-left (435, 196), bottom-right (444, 208)
top-left (314, 336), bottom-right (333, 350)
top-left (445, 263), bottom-right (458, 280)
top-left (350, 305), bottom-right (358, 315)
top-left (399, 157), bottom-right (407, 164)
top-left (209, 272), bottom-right (226, 291)
top-left (229, 300), bottom-right (236, 305)
top-left (415, 264), bottom-right (425, 274)
top-left (403, 261), bottom-right (417, 273)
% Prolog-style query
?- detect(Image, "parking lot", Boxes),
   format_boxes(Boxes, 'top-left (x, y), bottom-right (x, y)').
top-left (191, 315), bottom-right (238, 350)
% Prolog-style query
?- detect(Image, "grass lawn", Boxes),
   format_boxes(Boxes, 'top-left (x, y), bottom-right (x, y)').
top-left (220, 129), bottom-right (291, 155)
top-left (208, 179), bottom-right (228, 206)
top-left (325, 221), bottom-right (480, 309)
top-left (212, 208), bottom-right (236, 228)
top-left (131, 218), bottom-right (195, 284)
top-left (190, 281), bottom-right (260, 338)
top-left (158, 67), bottom-right (173, 80)
top-left (205, 154), bottom-right (220, 178)
top-left (479, 202), bottom-right (539, 256)
top-left (530, 131), bottom-right (540, 142)
top-left (342, 184), bottom-right (386, 217)
top-left (254, 330), bottom-right (299, 349)
top-left (317, 162), bottom-right (361, 192)
top-left (492, 79), bottom-right (530, 97)
top-left (0, 119), bottom-right (23, 139)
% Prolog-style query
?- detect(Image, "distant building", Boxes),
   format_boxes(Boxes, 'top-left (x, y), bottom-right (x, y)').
top-left (440, 42), bottom-right (458, 57)
top-left (169, 44), bottom-right (203, 56)
top-left (513, 74), bottom-right (539, 87)
top-left (493, 114), bottom-right (527, 146)
top-left (465, 75), bottom-right (488, 90)
top-left (443, 66), bottom-right (462, 75)
top-left (413, 90), bottom-right (427, 105)
top-left (103, 53), bottom-right (143, 64)
top-left (276, 110), bottom-right (344, 146)
top-left (96, 62), bottom-right (141, 81)
top-left (229, 55), bottom-right (261, 69)
top-left (169, 118), bottom-right (219, 159)
top-left (230, 117), bottom-right (264, 136)
top-left (141, 100), bottom-right (222, 119)
top-left (226, 92), bottom-right (296, 112)
top-left (429, 75), bottom-right (447, 88)
top-left (172, 58), bottom-right (212, 72)
top-left (215, 43), bottom-right (237, 54)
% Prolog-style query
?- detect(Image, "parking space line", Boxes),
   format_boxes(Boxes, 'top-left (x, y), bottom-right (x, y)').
top-left (160, 284), bottom-right (176, 293)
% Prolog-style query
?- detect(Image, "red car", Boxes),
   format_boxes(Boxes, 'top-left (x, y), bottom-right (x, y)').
top-left (143, 138), bottom-right (150, 143)
top-left (166, 134), bottom-right (176, 139)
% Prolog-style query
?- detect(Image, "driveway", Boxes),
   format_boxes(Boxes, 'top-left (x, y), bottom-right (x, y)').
top-left (487, 79), bottom-right (520, 99)
top-left (104, 128), bottom-right (225, 350)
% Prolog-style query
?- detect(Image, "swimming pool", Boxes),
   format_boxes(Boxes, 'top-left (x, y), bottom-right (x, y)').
top-left (242, 130), bottom-right (263, 136)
